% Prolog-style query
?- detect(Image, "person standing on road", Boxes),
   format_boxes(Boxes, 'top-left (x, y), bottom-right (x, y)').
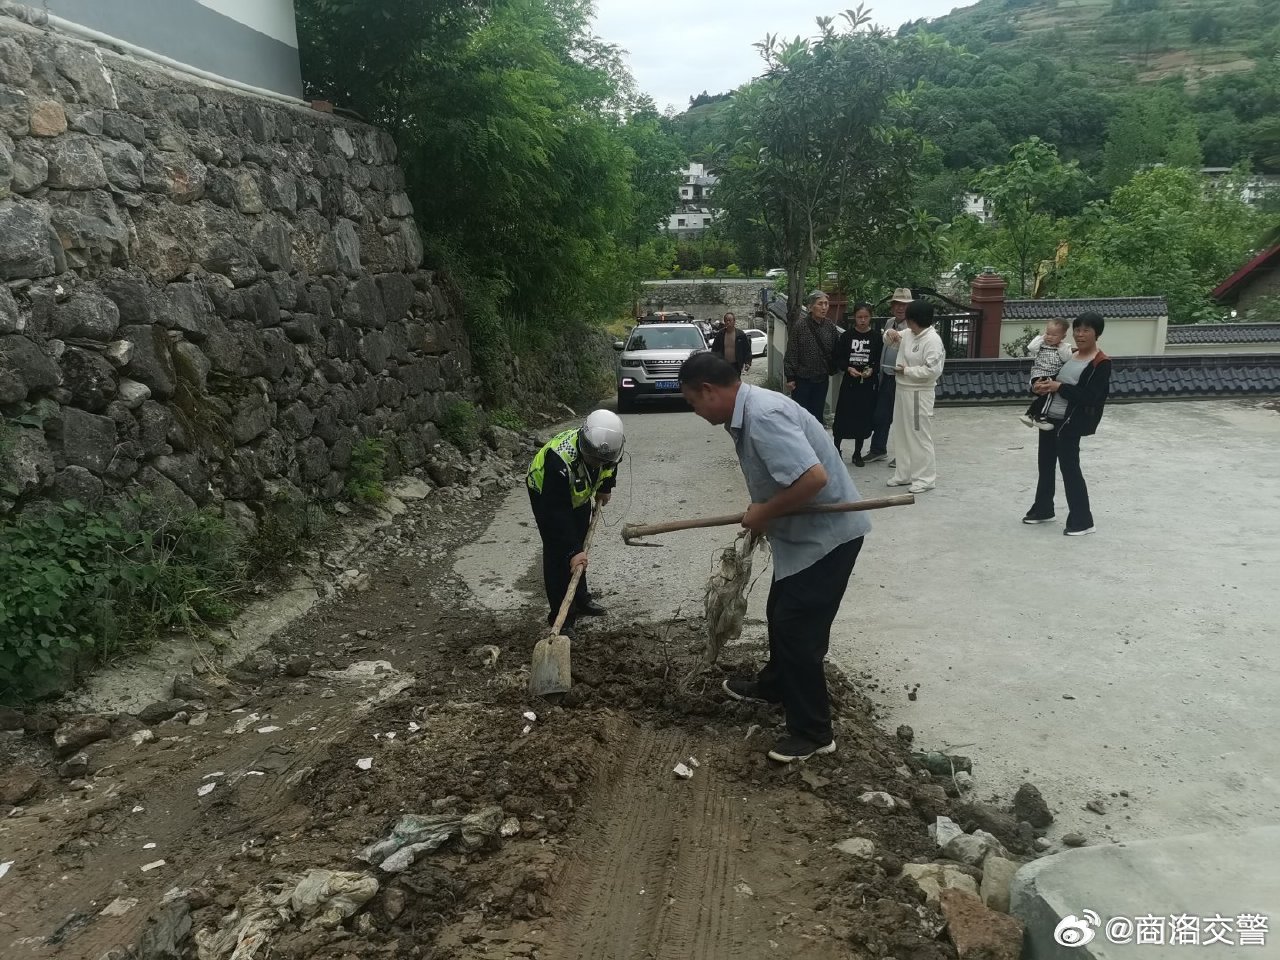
top-left (885, 301), bottom-right (946, 494)
top-left (785, 291), bottom-right (839, 425)
top-left (679, 351), bottom-right (870, 764)
top-left (709, 311), bottom-right (752, 377)
top-left (526, 410), bottom-right (625, 637)
top-left (865, 288), bottom-right (913, 463)
top-left (1023, 311), bottom-right (1112, 536)
top-left (831, 302), bottom-right (882, 466)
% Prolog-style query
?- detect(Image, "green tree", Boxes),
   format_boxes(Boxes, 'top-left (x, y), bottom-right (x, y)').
top-left (713, 8), bottom-right (919, 324)
top-left (971, 137), bottom-right (1089, 295)
top-left (1058, 167), bottom-right (1267, 322)
top-left (1100, 87), bottom-right (1199, 188)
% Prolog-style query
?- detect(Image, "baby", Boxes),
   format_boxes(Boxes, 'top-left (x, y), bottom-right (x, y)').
top-left (1019, 319), bottom-right (1073, 430)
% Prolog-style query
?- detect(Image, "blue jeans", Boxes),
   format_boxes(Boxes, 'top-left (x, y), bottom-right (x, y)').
top-left (792, 378), bottom-right (827, 424)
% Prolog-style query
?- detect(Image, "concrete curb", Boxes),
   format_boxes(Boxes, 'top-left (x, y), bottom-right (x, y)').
top-left (1011, 826), bottom-right (1280, 959)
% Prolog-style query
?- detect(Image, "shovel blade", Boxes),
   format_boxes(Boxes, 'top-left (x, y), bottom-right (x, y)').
top-left (529, 632), bottom-right (572, 697)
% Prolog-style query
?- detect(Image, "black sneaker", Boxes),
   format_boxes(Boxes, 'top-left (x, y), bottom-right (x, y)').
top-left (864, 451), bottom-right (887, 463)
top-left (853, 453), bottom-right (865, 467)
top-left (1063, 525), bottom-right (1096, 537)
top-left (767, 736), bottom-right (837, 763)
top-left (722, 678), bottom-right (771, 703)
top-left (575, 598), bottom-right (607, 617)
top-left (1022, 511), bottom-right (1056, 524)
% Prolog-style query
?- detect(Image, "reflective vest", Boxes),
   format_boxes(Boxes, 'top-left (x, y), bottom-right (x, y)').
top-left (526, 429), bottom-right (615, 508)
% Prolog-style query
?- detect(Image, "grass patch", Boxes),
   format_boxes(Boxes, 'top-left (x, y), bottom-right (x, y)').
top-left (441, 399), bottom-right (482, 453)
top-left (346, 437), bottom-right (389, 506)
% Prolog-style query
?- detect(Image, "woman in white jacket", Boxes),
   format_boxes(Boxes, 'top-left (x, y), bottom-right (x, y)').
top-left (885, 301), bottom-right (946, 493)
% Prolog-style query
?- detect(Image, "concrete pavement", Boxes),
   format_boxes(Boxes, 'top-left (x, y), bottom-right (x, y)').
top-left (454, 390), bottom-right (1280, 845)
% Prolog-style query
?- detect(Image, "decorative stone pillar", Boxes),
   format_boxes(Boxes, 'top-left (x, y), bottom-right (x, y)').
top-left (970, 269), bottom-right (1008, 359)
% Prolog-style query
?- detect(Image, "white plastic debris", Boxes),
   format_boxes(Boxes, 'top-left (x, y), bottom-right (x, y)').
top-left (143, 842), bottom-right (157, 850)
top-left (359, 808), bottom-right (504, 873)
top-left (522, 711), bottom-right (537, 723)
top-left (203, 771), bottom-right (225, 779)
top-left (245, 771), bottom-right (265, 777)
top-left (384, 732), bottom-right (396, 740)
top-left (256, 726), bottom-right (282, 734)
top-left (132, 805), bottom-right (144, 814)
top-left (288, 869), bottom-right (380, 931)
top-left (687, 756), bottom-right (701, 768)
top-left (521, 725), bottom-right (532, 736)
top-left (197, 782), bottom-right (216, 797)
top-left (356, 758), bottom-right (373, 771)
top-left (500, 817), bottom-right (521, 838)
top-left (407, 722), bottom-right (421, 733)
top-left (0, 861), bottom-right (12, 880)
top-left (100, 897), bottom-right (138, 917)
top-left (673, 762), bottom-right (694, 780)
top-left (141, 860), bottom-right (166, 872)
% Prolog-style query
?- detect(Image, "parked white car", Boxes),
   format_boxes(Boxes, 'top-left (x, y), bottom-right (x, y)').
top-left (746, 328), bottom-right (768, 358)
top-left (764, 268), bottom-right (786, 280)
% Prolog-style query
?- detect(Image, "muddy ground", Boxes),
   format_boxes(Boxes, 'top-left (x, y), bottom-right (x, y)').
top-left (1, 482), bottom-right (1027, 960)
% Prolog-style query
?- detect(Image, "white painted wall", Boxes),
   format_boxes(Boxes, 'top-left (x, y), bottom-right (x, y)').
top-left (1164, 341), bottom-right (1280, 356)
top-left (195, 0), bottom-right (299, 48)
top-left (1000, 316), bottom-right (1169, 358)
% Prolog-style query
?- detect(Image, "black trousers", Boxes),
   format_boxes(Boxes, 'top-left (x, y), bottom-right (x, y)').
top-left (757, 537), bottom-right (864, 745)
top-left (1031, 424), bottom-right (1094, 530)
top-left (869, 373), bottom-right (895, 454)
top-left (792, 378), bottom-right (828, 424)
top-left (527, 489), bottom-right (590, 627)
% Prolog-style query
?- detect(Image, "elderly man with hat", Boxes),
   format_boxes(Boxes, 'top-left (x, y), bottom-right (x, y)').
top-left (865, 287), bottom-right (913, 463)
top-left (784, 290), bottom-right (840, 425)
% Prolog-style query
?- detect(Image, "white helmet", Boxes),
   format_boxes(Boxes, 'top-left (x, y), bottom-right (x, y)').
top-left (580, 409), bottom-right (625, 465)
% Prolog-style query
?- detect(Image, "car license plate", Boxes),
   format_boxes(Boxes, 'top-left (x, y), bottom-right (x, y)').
top-left (655, 380), bottom-right (679, 390)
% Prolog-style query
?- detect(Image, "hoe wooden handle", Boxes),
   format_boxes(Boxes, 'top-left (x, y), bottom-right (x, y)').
top-left (621, 494), bottom-right (914, 542)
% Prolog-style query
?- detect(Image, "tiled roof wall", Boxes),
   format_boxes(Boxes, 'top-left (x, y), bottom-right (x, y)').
top-left (1166, 323), bottom-right (1280, 345)
top-left (1003, 298), bottom-right (1168, 320)
top-left (939, 356), bottom-right (1280, 402)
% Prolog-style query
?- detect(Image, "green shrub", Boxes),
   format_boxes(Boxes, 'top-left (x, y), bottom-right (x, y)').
top-left (0, 500), bottom-right (243, 702)
top-left (700, 265), bottom-right (717, 277)
top-left (346, 437), bottom-right (388, 505)
top-left (441, 400), bottom-right (481, 453)
top-left (488, 406), bottom-right (526, 433)
top-left (725, 263), bottom-right (741, 277)
top-left (1003, 325), bottom-right (1041, 358)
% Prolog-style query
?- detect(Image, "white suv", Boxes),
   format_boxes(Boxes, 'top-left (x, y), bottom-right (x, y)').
top-left (614, 323), bottom-right (708, 412)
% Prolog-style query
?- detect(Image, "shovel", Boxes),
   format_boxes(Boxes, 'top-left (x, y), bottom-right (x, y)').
top-left (529, 508), bottom-right (603, 698)
top-left (620, 494), bottom-right (914, 545)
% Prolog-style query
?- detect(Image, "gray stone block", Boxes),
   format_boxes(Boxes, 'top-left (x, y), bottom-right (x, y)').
top-left (98, 139), bottom-right (144, 192)
top-left (163, 283), bottom-right (214, 342)
top-left (120, 324), bottom-right (176, 400)
top-left (44, 136), bottom-right (108, 190)
top-left (0, 201), bottom-right (64, 279)
top-left (52, 290), bottom-right (121, 341)
top-left (59, 347), bottom-right (118, 411)
top-left (335, 218), bottom-right (361, 276)
top-left (0, 333), bottom-right (60, 394)
top-left (61, 407), bottom-right (118, 473)
top-left (11, 141), bottom-right (48, 194)
top-left (0, 37), bottom-right (33, 86)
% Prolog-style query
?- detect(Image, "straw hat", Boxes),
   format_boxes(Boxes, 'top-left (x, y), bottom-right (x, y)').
top-left (890, 287), bottom-right (914, 304)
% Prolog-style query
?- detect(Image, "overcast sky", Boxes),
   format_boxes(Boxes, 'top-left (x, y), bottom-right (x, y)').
top-left (593, 1), bottom-right (971, 111)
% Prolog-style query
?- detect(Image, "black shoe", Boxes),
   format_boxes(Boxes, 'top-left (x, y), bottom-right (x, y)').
top-left (1022, 511), bottom-right (1056, 524)
top-left (575, 598), bottom-right (607, 617)
top-left (853, 453), bottom-right (865, 467)
top-left (1063, 525), bottom-right (1096, 537)
top-left (767, 736), bottom-right (837, 763)
top-left (864, 451), bottom-right (887, 463)
top-left (722, 678), bottom-right (771, 703)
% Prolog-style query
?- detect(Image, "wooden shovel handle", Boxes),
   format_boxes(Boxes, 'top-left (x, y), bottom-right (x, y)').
top-left (621, 494), bottom-right (913, 542)
top-left (550, 507), bottom-right (603, 635)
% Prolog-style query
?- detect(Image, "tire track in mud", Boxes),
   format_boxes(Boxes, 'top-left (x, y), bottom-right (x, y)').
top-left (537, 726), bottom-right (840, 960)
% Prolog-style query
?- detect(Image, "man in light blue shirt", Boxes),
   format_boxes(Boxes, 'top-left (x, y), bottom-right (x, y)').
top-left (679, 352), bottom-right (869, 763)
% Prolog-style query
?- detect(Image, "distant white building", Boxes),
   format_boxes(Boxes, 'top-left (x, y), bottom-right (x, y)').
top-left (666, 163), bottom-right (719, 238)
top-left (1200, 168), bottom-right (1280, 207)
top-left (963, 192), bottom-right (994, 224)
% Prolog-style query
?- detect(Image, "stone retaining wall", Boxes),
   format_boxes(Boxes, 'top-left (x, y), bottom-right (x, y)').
top-left (0, 18), bottom-right (472, 520)
top-left (640, 280), bottom-right (769, 326)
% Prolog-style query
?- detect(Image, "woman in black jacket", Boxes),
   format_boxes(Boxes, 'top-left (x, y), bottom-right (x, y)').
top-left (831, 302), bottom-right (882, 465)
top-left (1022, 311), bottom-right (1112, 536)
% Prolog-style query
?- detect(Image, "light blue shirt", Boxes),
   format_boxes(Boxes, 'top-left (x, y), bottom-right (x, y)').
top-left (728, 384), bottom-right (870, 579)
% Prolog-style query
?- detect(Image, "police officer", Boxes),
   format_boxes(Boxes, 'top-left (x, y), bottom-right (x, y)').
top-left (526, 410), bottom-right (626, 636)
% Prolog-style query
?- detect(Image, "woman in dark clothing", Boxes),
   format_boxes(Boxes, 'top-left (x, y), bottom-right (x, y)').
top-left (1022, 311), bottom-right (1112, 536)
top-left (831, 303), bottom-right (882, 466)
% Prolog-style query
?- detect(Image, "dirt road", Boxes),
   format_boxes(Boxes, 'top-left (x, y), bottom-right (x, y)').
top-left (1, 474), bottom-right (964, 960)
